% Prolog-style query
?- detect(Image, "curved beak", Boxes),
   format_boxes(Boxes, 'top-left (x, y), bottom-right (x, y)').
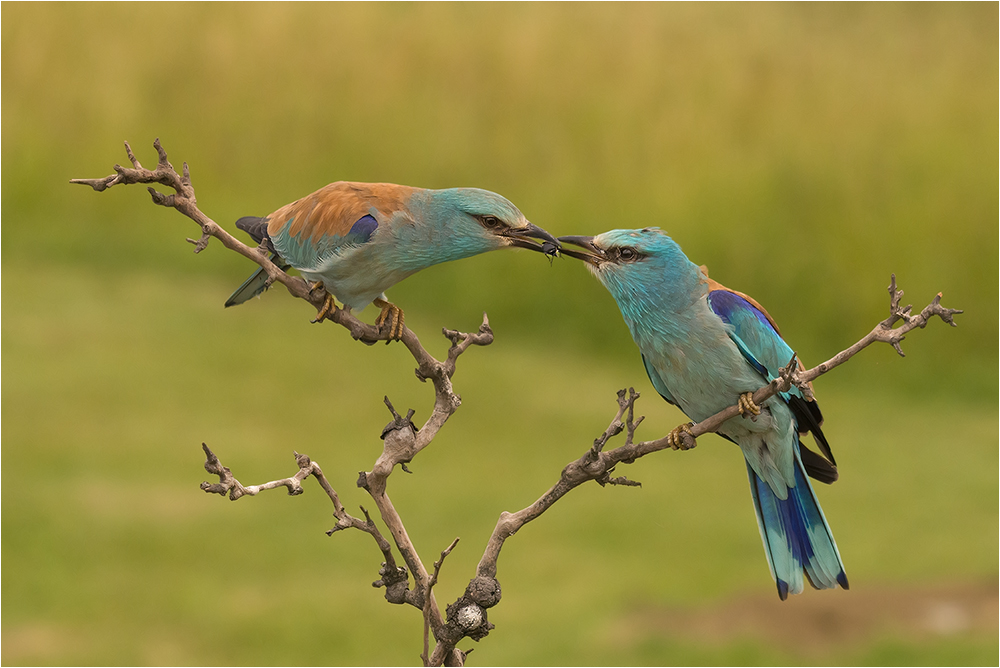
top-left (506, 222), bottom-right (562, 257)
top-left (557, 235), bottom-right (604, 265)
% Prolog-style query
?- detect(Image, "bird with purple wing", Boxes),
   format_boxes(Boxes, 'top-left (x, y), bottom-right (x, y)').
top-left (560, 228), bottom-right (847, 600)
top-left (227, 182), bottom-right (560, 338)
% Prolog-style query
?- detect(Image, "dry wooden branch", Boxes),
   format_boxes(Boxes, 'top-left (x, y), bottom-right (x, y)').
top-left (199, 444), bottom-right (413, 601)
top-left (72, 139), bottom-right (493, 446)
top-left (422, 538), bottom-right (461, 667)
top-left (77, 141), bottom-right (962, 666)
top-left (75, 140), bottom-right (483, 665)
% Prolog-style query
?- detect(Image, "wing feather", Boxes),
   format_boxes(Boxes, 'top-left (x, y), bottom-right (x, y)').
top-left (267, 182), bottom-right (417, 240)
top-left (265, 182), bottom-right (419, 272)
top-left (641, 353), bottom-right (678, 406)
top-left (703, 269), bottom-right (838, 482)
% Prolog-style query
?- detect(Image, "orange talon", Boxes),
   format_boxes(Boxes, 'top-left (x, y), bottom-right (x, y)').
top-left (309, 282), bottom-right (339, 323)
top-left (667, 422), bottom-right (695, 450)
top-left (737, 392), bottom-right (761, 417)
top-left (373, 297), bottom-right (405, 342)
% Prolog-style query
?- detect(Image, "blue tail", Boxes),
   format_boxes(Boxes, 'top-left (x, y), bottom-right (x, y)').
top-left (747, 443), bottom-right (849, 600)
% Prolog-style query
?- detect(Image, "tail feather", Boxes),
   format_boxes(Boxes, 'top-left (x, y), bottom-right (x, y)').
top-left (226, 215), bottom-right (287, 307)
top-left (224, 253), bottom-right (290, 307)
top-left (747, 442), bottom-right (848, 600)
top-left (235, 215), bottom-right (272, 247)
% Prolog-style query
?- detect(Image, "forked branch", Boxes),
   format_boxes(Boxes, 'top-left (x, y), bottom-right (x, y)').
top-left (76, 140), bottom-right (484, 665)
top-left (199, 444), bottom-right (415, 604)
top-left (77, 141), bottom-right (962, 666)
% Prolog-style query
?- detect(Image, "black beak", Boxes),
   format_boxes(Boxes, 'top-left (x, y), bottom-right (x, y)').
top-left (557, 235), bottom-right (604, 265)
top-left (507, 222), bottom-right (562, 257)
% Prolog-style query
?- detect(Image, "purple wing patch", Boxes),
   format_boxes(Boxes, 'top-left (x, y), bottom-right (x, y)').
top-left (348, 214), bottom-right (378, 244)
top-left (708, 289), bottom-right (778, 334)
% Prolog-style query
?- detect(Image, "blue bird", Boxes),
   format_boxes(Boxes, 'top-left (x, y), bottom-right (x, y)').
top-left (226, 182), bottom-right (559, 337)
top-left (560, 228), bottom-right (847, 599)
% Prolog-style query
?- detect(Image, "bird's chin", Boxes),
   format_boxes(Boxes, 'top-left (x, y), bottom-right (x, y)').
top-left (585, 262), bottom-right (603, 278)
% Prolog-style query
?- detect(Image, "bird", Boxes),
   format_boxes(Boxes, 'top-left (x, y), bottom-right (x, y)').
top-left (559, 228), bottom-right (847, 600)
top-left (225, 182), bottom-right (560, 338)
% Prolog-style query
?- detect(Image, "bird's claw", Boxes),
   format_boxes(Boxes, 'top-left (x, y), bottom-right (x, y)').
top-left (310, 284), bottom-right (339, 323)
top-left (667, 422), bottom-right (695, 450)
top-left (373, 298), bottom-right (405, 342)
top-left (737, 392), bottom-right (761, 418)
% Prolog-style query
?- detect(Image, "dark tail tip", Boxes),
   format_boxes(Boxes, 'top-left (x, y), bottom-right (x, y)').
top-left (777, 579), bottom-right (789, 601)
top-left (235, 216), bottom-right (270, 245)
top-left (838, 572), bottom-right (850, 590)
top-left (224, 266), bottom-right (270, 308)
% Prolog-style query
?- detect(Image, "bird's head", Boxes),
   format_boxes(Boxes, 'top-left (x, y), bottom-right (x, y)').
top-left (432, 188), bottom-right (561, 258)
top-left (558, 228), bottom-right (700, 306)
top-left (558, 227), bottom-right (686, 272)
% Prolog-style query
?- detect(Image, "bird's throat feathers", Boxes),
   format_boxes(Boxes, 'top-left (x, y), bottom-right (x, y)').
top-left (384, 188), bottom-right (522, 268)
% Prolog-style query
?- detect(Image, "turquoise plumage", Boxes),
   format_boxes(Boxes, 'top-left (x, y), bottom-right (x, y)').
top-left (227, 182), bottom-right (559, 336)
top-left (560, 228), bottom-right (847, 599)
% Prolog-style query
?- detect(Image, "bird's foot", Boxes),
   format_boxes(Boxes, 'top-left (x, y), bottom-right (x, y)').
top-left (309, 282), bottom-right (339, 323)
top-left (737, 392), bottom-right (761, 418)
top-left (373, 297), bottom-right (405, 342)
top-left (666, 422), bottom-right (695, 450)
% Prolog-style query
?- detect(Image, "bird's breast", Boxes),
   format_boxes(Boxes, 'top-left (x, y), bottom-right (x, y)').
top-left (634, 309), bottom-right (763, 422)
top-left (303, 241), bottom-right (419, 311)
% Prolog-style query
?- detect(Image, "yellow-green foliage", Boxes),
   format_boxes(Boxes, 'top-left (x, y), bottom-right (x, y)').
top-left (3, 4), bottom-right (996, 665)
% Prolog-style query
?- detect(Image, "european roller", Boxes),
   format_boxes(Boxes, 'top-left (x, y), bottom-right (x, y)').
top-left (226, 182), bottom-right (560, 337)
top-left (559, 228), bottom-right (847, 600)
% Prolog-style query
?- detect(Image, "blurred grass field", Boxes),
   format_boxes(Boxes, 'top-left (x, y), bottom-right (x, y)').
top-left (3, 3), bottom-right (997, 666)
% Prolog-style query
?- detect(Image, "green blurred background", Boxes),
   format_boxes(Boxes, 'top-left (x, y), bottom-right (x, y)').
top-left (3, 3), bottom-right (997, 665)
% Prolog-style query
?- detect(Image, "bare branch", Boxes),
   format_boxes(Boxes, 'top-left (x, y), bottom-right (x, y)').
top-left (199, 444), bottom-right (422, 609)
top-left (76, 141), bottom-right (486, 666)
top-left (410, 313), bottom-right (495, 451)
top-left (800, 274), bottom-right (963, 378)
top-left (473, 387), bottom-right (646, 581)
top-left (199, 442), bottom-right (311, 500)
top-left (356, 389), bottom-right (486, 666)
top-left (428, 571), bottom-right (500, 666)
top-left (83, 143), bottom-right (963, 666)
top-left (423, 538), bottom-right (461, 666)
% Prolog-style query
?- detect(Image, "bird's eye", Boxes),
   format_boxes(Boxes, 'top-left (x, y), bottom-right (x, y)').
top-left (481, 216), bottom-right (501, 228)
top-left (619, 248), bottom-right (638, 261)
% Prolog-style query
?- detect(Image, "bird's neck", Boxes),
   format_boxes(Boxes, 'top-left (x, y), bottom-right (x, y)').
top-left (602, 258), bottom-right (708, 346)
top-left (382, 191), bottom-right (498, 271)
